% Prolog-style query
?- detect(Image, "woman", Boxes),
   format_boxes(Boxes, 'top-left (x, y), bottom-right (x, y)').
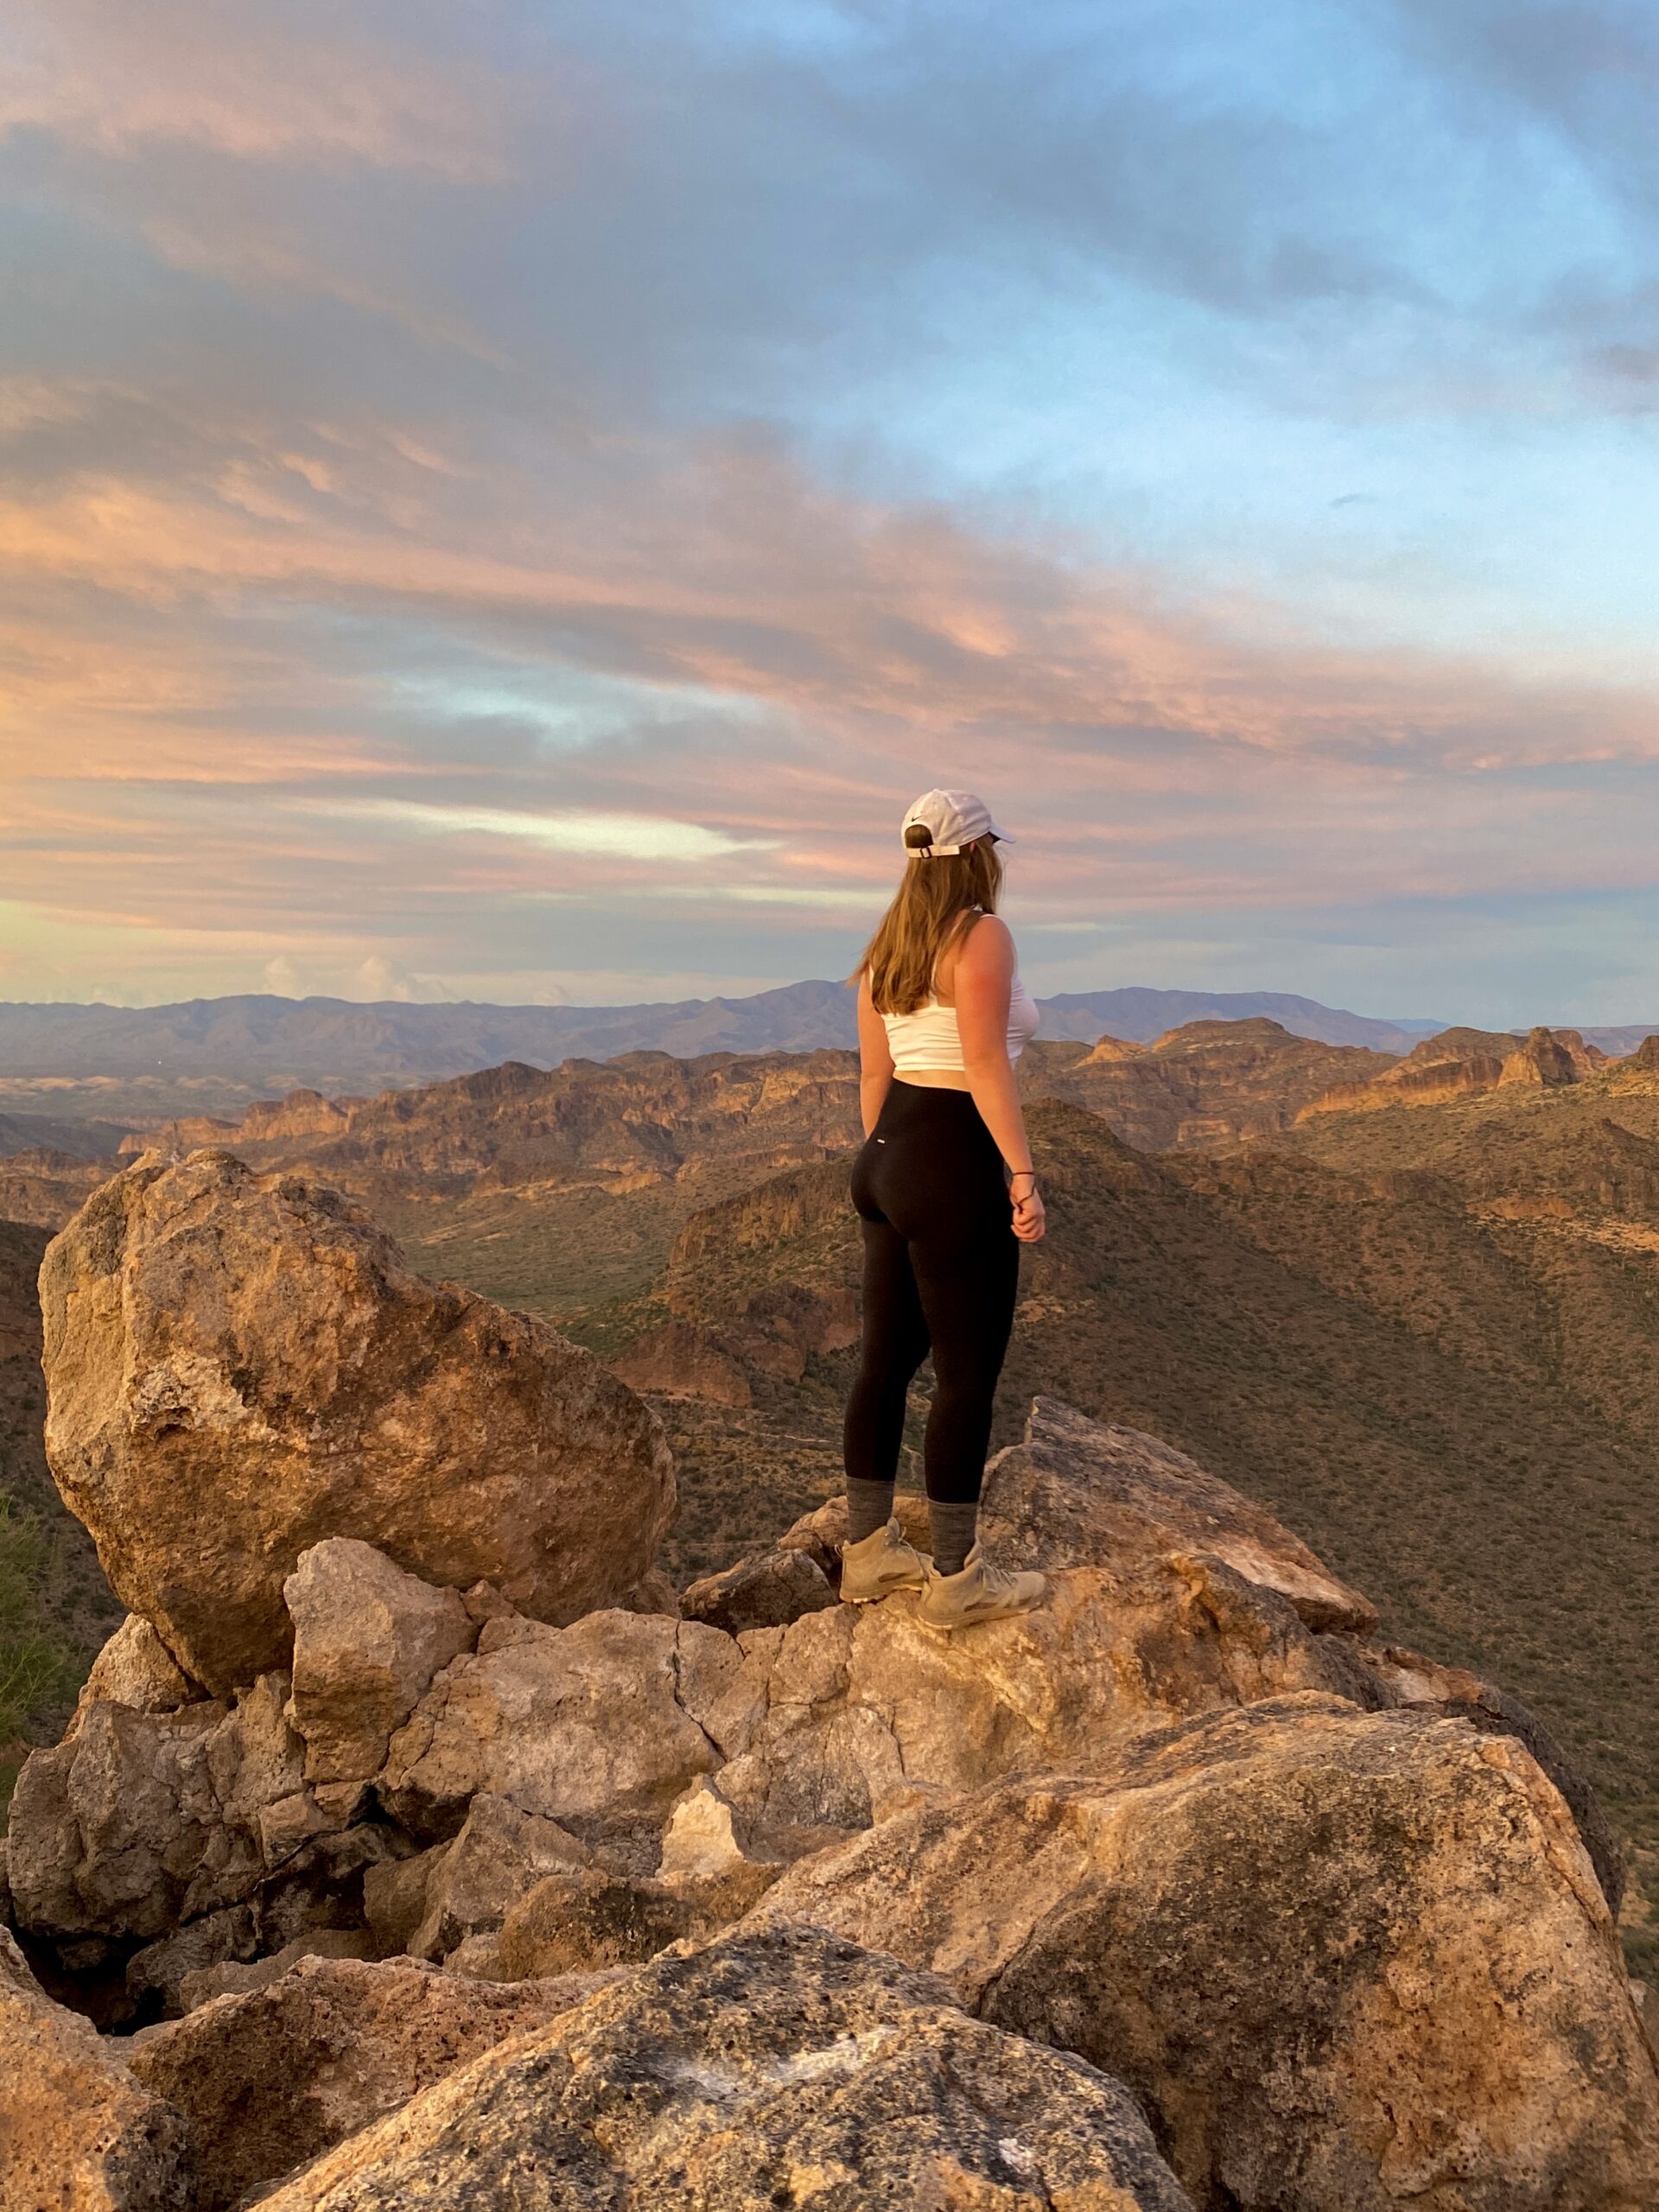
top-left (838, 786), bottom-right (1047, 1631)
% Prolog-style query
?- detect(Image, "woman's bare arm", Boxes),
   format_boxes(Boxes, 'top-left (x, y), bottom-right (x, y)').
top-left (953, 918), bottom-right (1044, 1239)
top-left (855, 972), bottom-right (894, 1137)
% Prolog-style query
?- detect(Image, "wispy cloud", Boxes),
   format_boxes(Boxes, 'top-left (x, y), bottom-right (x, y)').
top-left (305, 799), bottom-right (775, 862)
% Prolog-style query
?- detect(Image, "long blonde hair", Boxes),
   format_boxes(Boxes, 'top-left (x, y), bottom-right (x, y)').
top-left (849, 827), bottom-right (1005, 1015)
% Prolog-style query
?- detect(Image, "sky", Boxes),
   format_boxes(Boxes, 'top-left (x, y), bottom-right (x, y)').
top-left (2, 0), bottom-right (1658, 1023)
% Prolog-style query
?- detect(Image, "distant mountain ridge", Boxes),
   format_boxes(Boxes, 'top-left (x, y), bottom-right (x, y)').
top-left (0, 982), bottom-right (1447, 1096)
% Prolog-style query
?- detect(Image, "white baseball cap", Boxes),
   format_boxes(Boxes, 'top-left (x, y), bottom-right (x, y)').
top-left (900, 787), bottom-right (1014, 856)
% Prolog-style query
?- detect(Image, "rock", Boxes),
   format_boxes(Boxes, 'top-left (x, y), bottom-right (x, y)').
top-left (122, 1815), bottom-right (409, 2018)
top-left (385, 1548), bottom-right (1379, 1881)
top-left (178, 1927), bottom-right (375, 2010)
top-left (0, 1926), bottom-right (193, 2209)
top-left (775, 1489), bottom-right (931, 1586)
top-left (125, 1904), bottom-right (258, 2018)
top-left (64, 1615), bottom-right (199, 1740)
top-left (980, 1394), bottom-right (1377, 1633)
top-left (607, 1318), bottom-right (753, 1405)
top-left (376, 1610), bottom-right (741, 1853)
top-left (711, 1553), bottom-right (1372, 1859)
top-left (362, 1848), bottom-right (443, 1959)
top-left (679, 1543), bottom-right (838, 1631)
top-left (616, 1564), bottom-right (682, 1618)
top-left (252, 1923), bottom-right (1195, 2211)
top-left (753, 1693), bottom-right (1659, 2212)
top-left (656, 1775), bottom-right (748, 1880)
top-left (1368, 1640), bottom-right (1626, 1915)
top-left (405, 1793), bottom-right (594, 1962)
top-left (493, 1866), bottom-right (715, 1978)
top-left (126, 1952), bottom-right (598, 2212)
top-left (1500, 1024), bottom-right (1589, 1087)
top-left (284, 1540), bottom-right (474, 1784)
top-left (40, 1150), bottom-right (677, 1694)
top-left (653, 1778), bottom-right (783, 1921)
top-left (9, 1662), bottom-right (416, 2018)
top-left (9, 1684), bottom-right (294, 1944)
top-left (7, 1669), bottom-right (385, 1947)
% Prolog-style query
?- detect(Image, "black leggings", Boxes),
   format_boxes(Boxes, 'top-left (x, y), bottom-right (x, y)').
top-left (842, 1078), bottom-right (1020, 1506)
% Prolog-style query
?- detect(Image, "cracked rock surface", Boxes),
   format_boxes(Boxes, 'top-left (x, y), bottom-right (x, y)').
top-left (252, 1923), bottom-right (1197, 2212)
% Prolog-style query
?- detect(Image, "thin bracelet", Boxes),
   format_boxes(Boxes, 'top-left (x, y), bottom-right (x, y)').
top-left (1008, 1167), bottom-right (1038, 1190)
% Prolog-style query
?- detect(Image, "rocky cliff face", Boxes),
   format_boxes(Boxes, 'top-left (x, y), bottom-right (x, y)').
top-left (7, 1157), bottom-right (1659, 2208)
top-left (1038, 1016), bottom-right (1401, 1149)
top-left (1299, 1022), bottom-right (1606, 1121)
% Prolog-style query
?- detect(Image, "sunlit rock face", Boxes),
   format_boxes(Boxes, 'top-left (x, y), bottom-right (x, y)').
top-left (38, 1148), bottom-right (677, 1694)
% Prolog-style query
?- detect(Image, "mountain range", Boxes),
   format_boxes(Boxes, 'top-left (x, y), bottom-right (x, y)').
top-left (0, 983), bottom-right (1452, 1124)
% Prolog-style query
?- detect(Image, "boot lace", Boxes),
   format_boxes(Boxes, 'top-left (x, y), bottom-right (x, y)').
top-left (974, 1557), bottom-right (1020, 1597)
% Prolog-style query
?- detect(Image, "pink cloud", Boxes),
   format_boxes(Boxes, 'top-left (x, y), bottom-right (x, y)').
top-left (0, 0), bottom-right (528, 179)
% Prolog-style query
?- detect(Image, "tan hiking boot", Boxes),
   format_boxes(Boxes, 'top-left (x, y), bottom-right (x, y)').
top-left (839, 1517), bottom-right (931, 1604)
top-left (917, 1543), bottom-right (1046, 1632)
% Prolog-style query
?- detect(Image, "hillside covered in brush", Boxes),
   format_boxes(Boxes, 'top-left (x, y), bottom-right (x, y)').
top-left (583, 1088), bottom-right (1659, 1961)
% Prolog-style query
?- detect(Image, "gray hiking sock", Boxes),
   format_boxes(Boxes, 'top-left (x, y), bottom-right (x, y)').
top-left (928, 1499), bottom-right (979, 1579)
top-left (845, 1478), bottom-right (895, 1547)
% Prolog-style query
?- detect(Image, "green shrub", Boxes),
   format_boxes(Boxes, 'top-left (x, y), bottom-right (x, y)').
top-left (0, 1494), bottom-right (84, 1823)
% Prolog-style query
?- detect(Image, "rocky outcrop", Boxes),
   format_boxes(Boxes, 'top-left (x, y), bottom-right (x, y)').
top-left (1300, 1023), bottom-right (1599, 1122)
top-left (979, 1394), bottom-right (1377, 1633)
top-left (0, 1928), bottom-right (192, 2210)
top-left (39, 1149), bottom-right (677, 1693)
top-left (1042, 1018), bottom-right (1401, 1151)
top-left (376, 1609), bottom-right (736, 1853)
top-left (64, 1614), bottom-right (200, 1739)
top-left (753, 1694), bottom-right (1659, 2212)
top-left (678, 1541), bottom-right (837, 1630)
top-left (126, 1953), bottom-right (601, 2212)
top-left (254, 1924), bottom-right (1197, 2211)
top-left (1502, 1024), bottom-right (1599, 1088)
top-left (607, 1318), bottom-right (753, 1405)
top-left (378, 1547), bottom-right (1373, 1877)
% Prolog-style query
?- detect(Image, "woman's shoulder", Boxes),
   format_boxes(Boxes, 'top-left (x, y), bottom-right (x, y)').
top-left (956, 910), bottom-right (1014, 964)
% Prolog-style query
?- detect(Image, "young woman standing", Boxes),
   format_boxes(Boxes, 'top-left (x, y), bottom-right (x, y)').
top-left (838, 788), bottom-right (1047, 1630)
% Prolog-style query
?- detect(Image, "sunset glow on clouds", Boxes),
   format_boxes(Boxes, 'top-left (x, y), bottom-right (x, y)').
top-left (3, 0), bottom-right (1659, 1019)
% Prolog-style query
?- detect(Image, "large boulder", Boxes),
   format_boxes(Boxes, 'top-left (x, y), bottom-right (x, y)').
top-left (126, 1953), bottom-right (601, 2212)
top-left (753, 1693), bottom-right (1659, 2212)
top-left (980, 1394), bottom-right (1377, 1633)
top-left (0, 1928), bottom-right (193, 2210)
top-left (40, 1150), bottom-right (677, 1694)
top-left (252, 1924), bottom-right (1196, 2210)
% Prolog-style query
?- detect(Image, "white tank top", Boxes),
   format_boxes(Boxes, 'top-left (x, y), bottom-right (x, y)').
top-left (880, 957), bottom-right (1040, 1075)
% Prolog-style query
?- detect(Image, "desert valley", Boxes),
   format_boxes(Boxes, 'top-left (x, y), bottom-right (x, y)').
top-left (7, 992), bottom-right (1659, 2207)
